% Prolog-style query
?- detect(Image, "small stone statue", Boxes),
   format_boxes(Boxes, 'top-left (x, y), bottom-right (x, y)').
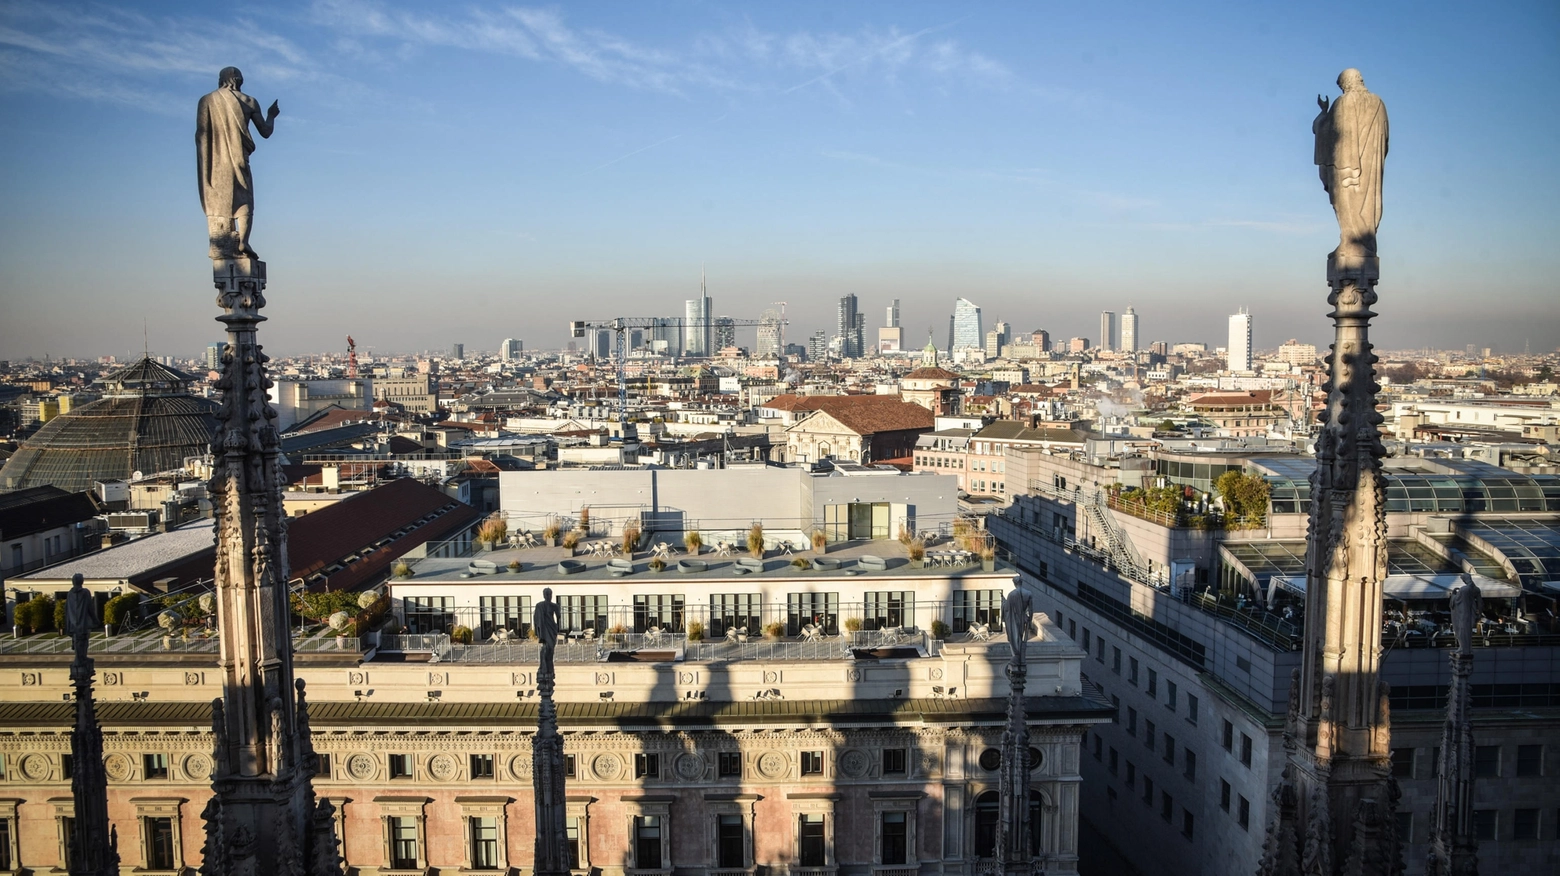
top-left (533, 587), bottom-right (561, 677)
top-left (1449, 578), bottom-right (1483, 657)
top-left (1003, 587), bottom-right (1035, 654)
top-left (66, 573), bottom-right (96, 652)
top-left (1313, 68), bottom-right (1388, 260)
top-left (197, 67), bottom-right (279, 260)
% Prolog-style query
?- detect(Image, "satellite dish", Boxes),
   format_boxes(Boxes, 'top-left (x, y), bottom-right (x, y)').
top-left (131, 471), bottom-right (144, 482)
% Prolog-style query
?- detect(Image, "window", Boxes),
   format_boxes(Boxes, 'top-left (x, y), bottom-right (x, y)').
top-left (864, 591), bottom-right (915, 630)
top-left (1396, 811), bottom-right (1413, 843)
top-left (317, 752), bottom-right (331, 777)
top-left (1187, 694), bottom-right (1199, 725)
top-left (799, 813), bottom-right (827, 866)
top-left (145, 817), bottom-right (176, 868)
top-left (389, 754), bottom-right (413, 779)
top-left (1240, 734), bottom-right (1253, 768)
top-left (634, 593), bottom-right (686, 633)
top-left (801, 751), bottom-right (824, 775)
top-left (883, 748), bottom-right (907, 775)
top-left (1093, 735), bottom-right (1103, 760)
top-left (469, 753), bottom-right (495, 779)
top-left (881, 811), bottom-right (908, 865)
top-left (1166, 681), bottom-right (1177, 712)
top-left (1145, 720), bottom-right (1156, 750)
top-left (1516, 744), bottom-right (1543, 777)
top-left (478, 594), bottom-right (531, 640)
top-left (143, 753), bottom-right (168, 780)
top-left (1223, 720), bottom-right (1234, 752)
top-left (717, 814), bottom-right (745, 868)
top-left (1238, 796), bottom-right (1251, 830)
top-left (1147, 669), bottom-right (1158, 697)
top-left (470, 817), bottom-right (499, 870)
top-left (1390, 748), bottom-right (1414, 778)
top-left (974, 791), bottom-right (999, 857)
top-left (1142, 776), bottom-right (1154, 805)
top-left (60, 815), bottom-right (77, 870)
top-left (634, 816), bottom-right (664, 868)
top-left (1097, 637), bottom-right (1105, 662)
top-left (1129, 658), bottom-right (1139, 685)
top-left (1125, 761), bottom-right (1136, 789)
top-left (788, 591), bottom-right (841, 636)
top-left (566, 817), bottom-right (583, 869)
top-left (1184, 750), bottom-right (1196, 781)
top-left (1113, 647), bottom-right (1122, 674)
top-left (1082, 628), bottom-right (1091, 652)
top-left (954, 589), bottom-right (1005, 634)
top-left (61, 753), bottom-right (74, 779)
top-left (1220, 780), bottom-right (1231, 812)
top-left (719, 752), bottom-right (742, 778)
top-left (390, 816), bottom-right (419, 868)
top-left (635, 753), bottom-right (660, 779)
top-left (1472, 810), bottom-right (1496, 842)
top-left (1475, 746), bottom-right (1500, 778)
top-left (1163, 734), bottom-right (1175, 764)
top-left (558, 594), bottom-right (609, 634)
top-left (1513, 808), bottom-right (1538, 840)
top-left (1068, 620), bottom-right (1077, 640)
top-left (711, 593), bottom-right (762, 637)
top-left (1109, 747), bottom-right (1119, 776)
top-left (0, 817), bottom-right (9, 872)
top-left (1127, 708), bottom-right (1138, 737)
top-left (564, 754), bottom-right (576, 778)
top-left (1182, 809), bottom-right (1195, 839)
top-left (405, 596), bottom-right (454, 634)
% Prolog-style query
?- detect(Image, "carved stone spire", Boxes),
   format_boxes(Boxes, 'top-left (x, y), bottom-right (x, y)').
top-left (66, 574), bottom-right (119, 876)
top-left (1426, 580), bottom-right (1480, 875)
top-left (1259, 70), bottom-right (1401, 876)
top-left (994, 588), bottom-right (1039, 875)
top-left (532, 589), bottom-right (571, 876)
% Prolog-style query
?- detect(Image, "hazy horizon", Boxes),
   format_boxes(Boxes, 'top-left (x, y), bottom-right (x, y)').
top-left (2, 0), bottom-right (1557, 361)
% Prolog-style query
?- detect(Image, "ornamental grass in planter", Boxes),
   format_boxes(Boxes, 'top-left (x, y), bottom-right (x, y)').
top-left (683, 530), bottom-right (703, 556)
top-left (747, 523), bottom-right (765, 559)
top-left (544, 520), bottom-right (562, 547)
top-left (622, 523), bottom-right (641, 557)
top-left (811, 529), bottom-right (827, 553)
top-left (908, 537), bottom-right (927, 568)
top-left (561, 530), bottom-right (582, 552)
top-left (763, 621), bottom-right (786, 640)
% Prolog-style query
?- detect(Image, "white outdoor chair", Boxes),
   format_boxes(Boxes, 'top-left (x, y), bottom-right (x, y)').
top-left (715, 542), bottom-right (732, 557)
top-left (801, 624), bottom-right (821, 642)
top-left (970, 622), bottom-right (992, 641)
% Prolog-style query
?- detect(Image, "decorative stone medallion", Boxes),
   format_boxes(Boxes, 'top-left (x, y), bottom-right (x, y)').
top-left (592, 753), bottom-right (623, 780)
top-left (184, 753), bottom-right (213, 781)
top-left (756, 750), bottom-right (787, 779)
top-left (346, 753), bottom-right (378, 781)
top-left (103, 753), bottom-right (132, 782)
top-left (429, 753), bottom-right (458, 781)
top-left (19, 753), bottom-right (49, 781)
top-left (929, 667), bottom-right (944, 680)
top-left (919, 751), bottom-right (942, 776)
top-left (674, 752), bottom-right (704, 781)
top-left (509, 753), bottom-right (532, 779)
top-left (845, 668), bottom-right (863, 682)
top-left (838, 749), bottom-right (869, 778)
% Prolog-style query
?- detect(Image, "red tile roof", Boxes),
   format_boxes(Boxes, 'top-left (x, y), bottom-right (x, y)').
top-left (794, 396), bottom-right (935, 435)
top-left (288, 478), bottom-right (483, 591)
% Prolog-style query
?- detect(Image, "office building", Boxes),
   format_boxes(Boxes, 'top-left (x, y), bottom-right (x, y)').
top-left (500, 338), bottom-right (523, 361)
top-left (450, 342), bottom-right (465, 360)
top-left (590, 329), bottom-right (614, 360)
top-left (1274, 340), bottom-right (1317, 366)
top-left (986, 321), bottom-right (1011, 359)
top-left (685, 286), bottom-right (712, 357)
top-left (204, 342), bottom-right (227, 373)
top-left (1120, 307), bottom-right (1138, 354)
top-left (1031, 330), bottom-right (1051, 351)
top-left (1099, 312), bottom-right (1118, 353)
top-left (1227, 308), bottom-right (1253, 372)
top-left (713, 316), bottom-right (736, 353)
top-left (652, 317), bottom-right (682, 356)
top-left (952, 298), bottom-right (983, 352)
top-left (808, 331), bottom-right (829, 362)
top-left (878, 326), bottom-right (903, 355)
top-left (1068, 338), bottom-right (1090, 354)
top-left (756, 309), bottom-right (783, 357)
top-left (887, 299), bottom-right (900, 328)
top-left (837, 294), bottom-right (864, 359)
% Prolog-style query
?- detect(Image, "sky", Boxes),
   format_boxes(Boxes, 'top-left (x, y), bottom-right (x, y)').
top-left (1, 0), bottom-right (1557, 361)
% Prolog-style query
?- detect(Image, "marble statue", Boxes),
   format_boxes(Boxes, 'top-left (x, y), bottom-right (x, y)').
top-left (533, 587), bottom-right (561, 676)
top-left (197, 67), bottom-right (279, 260)
top-left (1003, 586), bottom-right (1035, 653)
top-left (66, 573), bottom-right (96, 647)
top-left (1449, 579), bottom-right (1483, 657)
top-left (1313, 68), bottom-right (1388, 259)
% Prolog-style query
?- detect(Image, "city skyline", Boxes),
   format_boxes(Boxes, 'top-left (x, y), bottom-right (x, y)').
top-left (1, 2), bottom-right (1557, 360)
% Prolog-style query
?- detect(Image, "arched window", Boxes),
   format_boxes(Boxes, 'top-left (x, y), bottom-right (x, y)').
top-left (974, 791), bottom-right (999, 857)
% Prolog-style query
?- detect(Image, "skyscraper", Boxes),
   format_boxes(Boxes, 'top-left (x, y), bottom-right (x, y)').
top-left (685, 295), bottom-right (712, 357)
top-left (1120, 307), bottom-right (1138, 353)
top-left (450, 342), bottom-right (464, 359)
top-left (986, 320), bottom-right (1011, 358)
top-left (756, 309), bottom-right (783, 357)
top-left (205, 342), bottom-right (227, 372)
top-left (952, 298), bottom-right (983, 351)
top-left (836, 294), bottom-right (863, 358)
top-left (886, 299), bottom-right (900, 328)
top-left (808, 331), bottom-right (828, 362)
top-left (1099, 311), bottom-right (1118, 352)
top-left (652, 317), bottom-right (682, 356)
top-left (590, 329), bottom-right (613, 360)
top-left (1228, 307), bottom-right (1253, 372)
top-left (713, 316), bottom-right (736, 353)
top-left (1031, 329), bottom-right (1050, 351)
top-left (500, 338), bottom-right (523, 361)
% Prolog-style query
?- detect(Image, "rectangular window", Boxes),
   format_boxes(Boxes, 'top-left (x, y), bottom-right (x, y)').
top-left (1187, 694), bottom-right (1199, 725)
top-left (389, 754), bottom-right (413, 779)
top-left (1474, 746), bottom-right (1500, 778)
top-left (1145, 720), bottom-right (1156, 751)
top-left (1182, 809), bottom-right (1194, 839)
top-left (1390, 748), bottom-right (1414, 778)
top-left (566, 817), bottom-right (582, 869)
top-left (1068, 620), bottom-right (1076, 640)
top-left (787, 591), bottom-right (841, 636)
top-left (1097, 637), bottom-right (1105, 662)
top-left (883, 748), bottom-right (908, 775)
top-left (1396, 811), bottom-right (1413, 844)
top-left (146, 816), bottom-right (176, 868)
top-left (404, 595), bottom-right (454, 634)
top-left (143, 753), bottom-right (168, 780)
top-left (711, 593), bottom-right (762, 637)
top-left (478, 594), bottom-right (531, 640)
top-left (719, 752), bottom-right (742, 778)
top-left (1126, 762), bottom-right (1136, 790)
top-left (1142, 776), bottom-right (1154, 805)
top-left (1163, 734), bottom-right (1175, 764)
top-left (1127, 708), bottom-right (1138, 737)
top-left (635, 753), bottom-right (660, 779)
top-left (1516, 744), bottom-right (1543, 777)
top-left (1220, 779), bottom-right (1231, 812)
top-left (1240, 734), bottom-right (1253, 768)
top-left (62, 753), bottom-right (74, 779)
top-left (1129, 658), bottom-right (1139, 685)
top-left (1109, 747), bottom-right (1119, 776)
top-left (798, 814), bottom-right (826, 867)
top-left (881, 811), bottom-right (908, 865)
top-left (633, 593), bottom-right (686, 633)
top-left (1147, 669), bottom-right (1157, 697)
top-left (470, 816), bottom-right (499, 870)
top-left (1184, 750), bottom-right (1196, 781)
top-left (317, 752), bottom-right (331, 777)
top-left (558, 594), bottom-right (609, 634)
top-left (1238, 796), bottom-right (1250, 830)
top-left (1082, 628), bottom-right (1091, 652)
top-left (1513, 808), bottom-right (1538, 840)
top-left (717, 814), bottom-right (745, 868)
top-left (1113, 647), bottom-right (1122, 674)
top-left (1094, 734), bottom-right (1103, 761)
top-left (1166, 681), bottom-right (1177, 712)
top-left (863, 591), bottom-right (915, 630)
top-left (469, 753), bottom-right (495, 780)
top-left (1472, 809), bottom-right (1496, 842)
top-left (801, 751), bottom-right (824, 776)
top-left (1223, 720), bottom-right (1234, 752)
top-left (0, 818), bottom-right (9, 871)
top-left (634, 815), bottom-right (663, 868)
top-left (564, 754), bottom-right (576, 778)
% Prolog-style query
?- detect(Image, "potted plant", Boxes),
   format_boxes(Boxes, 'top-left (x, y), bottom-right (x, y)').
top-left (930, 619), bottom-right (950, 640)
top-left (980, 546), bottom-right (997, 572)
top-left (477, 513), bottom-right (508, 550)
top-left (908, 538), bottom-right (927, 569)
top-left (811, 529), bottom-right (827, 553)
top-left (747, 523), bottom-right (765, 559)
top-left (687, 621), bottom-right (705, 642)
top-left (391, 560), bottom-right (414, 579)
top-left (649, 557), bottom-right (667, 573)
top-left (543, 520), bottom-right (562, 547)
top-left (763, 621), bottom-right (786, 640)
top-left (577, 506), bottom-right (591, 533)
top-left (622, 522), bottom-right (641, 557)
top-left (508, 559), bottom-right (522, 572)
top-left (608, 623), bottom-right (628, 646)
top-left (103, 592), bottom-right (140, 637)
top-left (790, 556), bottom-right (811, 571)
top-left (561, 530), bottom-right (582, 554)
top-left (451, 625), bottom-right (475, 645)
top-left (683, 530), bottom-right (703, 556)
top-left (844, 617), bottom-right (863, 633)
top-left (897, 523), bottom-right (913, 546)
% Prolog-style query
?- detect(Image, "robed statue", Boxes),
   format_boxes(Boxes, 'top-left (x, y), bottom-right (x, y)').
top-left (1003, 587), bottom-right (1035, 654)
top-left (1313, 68), bottom-right (1388, 259)
top-left (1449, 578), bottom-right (1483, 657)
top-left (197, 67), bottom-right (279, 260)
top-left (533, 587), bottom-right (561, 678)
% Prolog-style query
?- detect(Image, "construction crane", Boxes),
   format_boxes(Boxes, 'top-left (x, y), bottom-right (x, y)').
top-left (345, 335), bottom-right (358, 378)
top-left (569, 316), bottom-right (781, 441)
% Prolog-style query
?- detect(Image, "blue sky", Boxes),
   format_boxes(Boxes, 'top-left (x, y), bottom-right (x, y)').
top-left (1, 0), bottom-right (1557, 360)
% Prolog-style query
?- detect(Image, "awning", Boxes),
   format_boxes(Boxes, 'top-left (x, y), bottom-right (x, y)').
top-left (1266, 572), bottom-right (1520, 604)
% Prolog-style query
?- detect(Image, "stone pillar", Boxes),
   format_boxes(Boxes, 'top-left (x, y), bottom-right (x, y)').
top-left (533, 659), bottom-right (571, 876)
top-left (1427, 581), bottom-right (1480, 876)
top-left (994, 655), bottom-right (1034, 875)
top-left (67, 574), bottom-right (119, 876)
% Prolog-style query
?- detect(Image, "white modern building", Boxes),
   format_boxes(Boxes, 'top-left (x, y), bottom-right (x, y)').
top-left (1227, 308), bottom-right (1253, 372)
top-left (1120, 307), bottom-right (1138, 354)
top-left (953, 298), bottom-right (983, 353)
top-left (1099, 312), bottom-right (1118, 353)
